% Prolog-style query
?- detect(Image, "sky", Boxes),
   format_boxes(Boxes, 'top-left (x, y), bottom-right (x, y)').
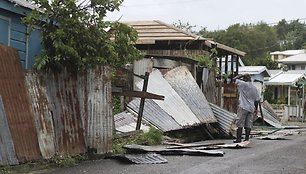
top-left (105, 0), bottom-right (306, 31)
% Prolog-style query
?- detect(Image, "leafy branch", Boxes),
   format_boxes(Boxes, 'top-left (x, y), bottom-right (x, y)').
top-left (23, 0), bottom-right (143, 71)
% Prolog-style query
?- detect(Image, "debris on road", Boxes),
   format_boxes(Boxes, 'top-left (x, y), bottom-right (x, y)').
top-left (216, 141), bottom-right (250, 149)
top-left (123, 144), bottom-right (224, 156)
top-left (114, 153), bottom-right (168, 164)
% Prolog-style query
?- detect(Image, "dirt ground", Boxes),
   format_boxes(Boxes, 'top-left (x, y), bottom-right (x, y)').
top-left (35, 127), bottom-right (306, 174)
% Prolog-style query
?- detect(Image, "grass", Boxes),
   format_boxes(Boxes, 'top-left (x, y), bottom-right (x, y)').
top-left (113, 127), bottom-right (164, 154)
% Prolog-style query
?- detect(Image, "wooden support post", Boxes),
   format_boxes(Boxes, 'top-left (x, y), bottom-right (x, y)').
top-left (136, 72), bottom-right (149, 130)
top-left (231, 55), bottom-right (234, 81)
top-left (235, 55), bottom-right (239, 76)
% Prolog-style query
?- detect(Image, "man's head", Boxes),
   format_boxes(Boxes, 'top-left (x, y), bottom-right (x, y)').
top-left (243, 73), bottom-right (251, 82)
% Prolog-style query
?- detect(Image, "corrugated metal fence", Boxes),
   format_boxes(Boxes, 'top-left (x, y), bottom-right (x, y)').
top-left (0, 44), bottom-right (113, 165)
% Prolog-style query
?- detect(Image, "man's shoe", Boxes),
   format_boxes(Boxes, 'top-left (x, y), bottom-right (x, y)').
top-left (233, 139), bottom-right (242, 143)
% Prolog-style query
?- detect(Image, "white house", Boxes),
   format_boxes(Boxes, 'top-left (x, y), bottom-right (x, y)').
top-left (277, 54), bottom-right (306, 70)
top-left (270, 49), bottom-right (305, 61)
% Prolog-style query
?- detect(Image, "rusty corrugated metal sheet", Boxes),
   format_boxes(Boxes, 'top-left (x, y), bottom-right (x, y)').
top-left (25, 66), bottom-right (113, 156)
top-left (127, 98), bottom-right (182, 132)
top-left (209, 103), bottom-right (237, 136)
top-left (0, 96), bottom-right (19, 166)
top-left (25, 72), bottom-right (55, 159)
top-left (0, 44), bottom-right (41, 162)
top-left (86, 67), bottom-right (113, 154)
top-left (44, 68), bottom-right (86, 155)
top-left (136, 69), bottom-right (200, 126)
top-left (164, 66), bottom-right (217, 124)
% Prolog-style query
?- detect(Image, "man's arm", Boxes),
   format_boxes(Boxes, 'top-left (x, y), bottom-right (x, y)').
top-left (254, 100), bottom-right (260, 115)
top-left (233, 74), bottom-right (244, 82)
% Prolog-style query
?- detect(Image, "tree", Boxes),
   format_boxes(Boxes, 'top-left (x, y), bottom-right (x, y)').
top-left (23, 0), bottom-right (142, 71)
top-left (199, 22), bottom-right (279, 66)
top-left (173, 20), bottom-right (198, 34)
top-left (275, 19), bottom-right (306, 50)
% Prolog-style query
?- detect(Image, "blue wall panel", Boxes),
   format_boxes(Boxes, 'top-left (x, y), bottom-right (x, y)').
top-left (28, 29), bottom-right (42, 68)
top-left (0, 17), bottom-right (9, 45)
top-left (11, 30), bottom-right (26, 42)
top-left (0, 3), bottom-right (42, 69)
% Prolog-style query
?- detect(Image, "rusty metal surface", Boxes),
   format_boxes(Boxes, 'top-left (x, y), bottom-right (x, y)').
top-left (86, 67), bottom-right (113, 154)
top-left (209, 103), bottom-right (237, 136)
top-left (0, 96), bottom-right (19, 166)
top-left (135, 69), bottom-right (200, 126)
top-left (164, 66), bottom-right (217, 124)
top-left (25, 72), bottom-right (55, 159)
top-left (127, 98), bottom-right (182, 132)
top-left (0, 44), bottom-right (41, 162)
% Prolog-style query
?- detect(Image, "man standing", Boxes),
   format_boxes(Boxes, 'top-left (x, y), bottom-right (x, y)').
top-left (233, 73), bottom-right (260, 143)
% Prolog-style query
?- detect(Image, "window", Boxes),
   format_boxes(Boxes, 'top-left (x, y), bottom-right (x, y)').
top-left (301, 65), bottom-right (305, 70)
top-left (291, 65), bottom-right (296, 70)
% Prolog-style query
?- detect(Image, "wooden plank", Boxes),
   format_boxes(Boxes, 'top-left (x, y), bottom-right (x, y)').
top-left (216, 141), bottom-right (250, 149)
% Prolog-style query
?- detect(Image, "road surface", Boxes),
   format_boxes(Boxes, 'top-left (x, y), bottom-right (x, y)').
top-left (41, 131), bottom-right (306, 174)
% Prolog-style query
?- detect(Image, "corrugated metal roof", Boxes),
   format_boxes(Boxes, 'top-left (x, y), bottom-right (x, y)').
top-left (125, 20), bottom-right (246, 56)
top-left (128, 98), bottom-right (182, 132)
top-left (266, 73), bottom-right (306, 86)
top-left (114, 111), bottom-right (150, 133)
top-left (25, 66), bottom-right (113, 156)
top-left (0, 96), bottom-right (19, 166)
top-left (209, 103), bottom-right (237, 136)
top-left (0, 45), bottom-right (41, 162)
top-left (9, 0), bottom-right (37, 10)
top-left (122, 153), bottom-right (168, 164)
top-left (164, 66), bottom-right (217, 123)
top-left (260, 105), bottom-right (283, 129)
top-left (278, 53), bottom-right (306, 64)
top-left (136, 69), bottom-right (201, 127)
top-left (25, 72), bottom-right (55, 159)
top-left (268, 69), bottom-right (283, 79)
top-left (238, 66), bottom-right (270, 77)
top-left (271, 49), bottom-right (305, 56)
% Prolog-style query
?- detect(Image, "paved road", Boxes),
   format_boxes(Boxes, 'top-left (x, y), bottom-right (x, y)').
top-left (41, 131), bottom-right (306, 174)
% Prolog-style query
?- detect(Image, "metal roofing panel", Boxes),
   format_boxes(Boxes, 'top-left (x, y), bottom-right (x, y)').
top-left (25, 72), bottom-right (55, 159)
top-left (238, 66), bottom-right (270, 77)
top-left (278, 53), bottom-right (306, 63)
top-left (266, 73), bottom-right (305, 86)
top-left (209, 103), bottom-right (237, 136)
top-left (0, 96), bottom-right (19, 166)
top-left (122, 153), bottom-right (168, 164)
top-left (136, 69), bottom-right (200, 127)
top-left (0, 44), bottom-right (41, 162)
top-left (114, 111), bottom-right (150, 133)
top-left (86, 67), bottom-right (113, 154)
top-left (128, 98), bottom-right (182, 132)
top-left (261, 107), bottom-right (283, 129)
top-left (9, 0), bottom-right (37, 10)
top-left (164, 66), bottom-right (217, 124)
top-left (271, 49), bottom-right (305, 56)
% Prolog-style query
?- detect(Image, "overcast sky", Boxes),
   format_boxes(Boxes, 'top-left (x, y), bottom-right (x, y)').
top-left (105, 0), bottom-right (306, 31)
